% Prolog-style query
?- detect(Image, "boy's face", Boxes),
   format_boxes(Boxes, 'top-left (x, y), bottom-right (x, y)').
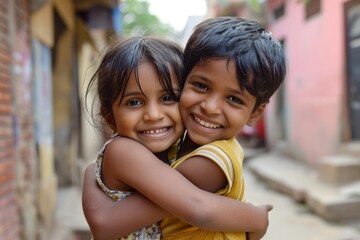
top-left (179, 59), bottom-right (265, 145)
top-left (110, 61), bottom-right (184, 153)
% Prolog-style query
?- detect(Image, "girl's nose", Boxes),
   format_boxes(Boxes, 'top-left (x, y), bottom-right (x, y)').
top-left (143, 102), bottom-right (164, 121)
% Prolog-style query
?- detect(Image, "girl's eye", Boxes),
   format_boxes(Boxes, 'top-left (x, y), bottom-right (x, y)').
top-left (127, 99), bottom-right (142, 106)
top-left (193, 82), bottom-right (208, 91)
top-left (161, 95), bottom-right (174, 103)
top-left (228, 96), bottom-right (244, 105)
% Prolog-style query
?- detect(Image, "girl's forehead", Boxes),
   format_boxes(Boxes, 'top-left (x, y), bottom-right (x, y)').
top-left (125, 62), bottom-right (177, 89)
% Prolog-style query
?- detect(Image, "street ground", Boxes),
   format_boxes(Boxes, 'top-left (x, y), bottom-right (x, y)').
top-left (243, 161), bottom-right (360, 240)
top-left (53, 157), bottom-right (360, 240)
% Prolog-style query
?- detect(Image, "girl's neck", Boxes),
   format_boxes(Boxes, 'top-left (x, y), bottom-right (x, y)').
top-left (177, 134), bottom-right (200, 159)
top-left (155, 151), bottom-right (169, 163)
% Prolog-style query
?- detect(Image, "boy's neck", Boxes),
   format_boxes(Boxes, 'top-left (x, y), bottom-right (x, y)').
top-left (177, 134), bottom-right (200, 159)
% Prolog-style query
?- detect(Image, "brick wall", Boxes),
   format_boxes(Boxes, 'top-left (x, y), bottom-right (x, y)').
top-left (0, 0), bottom-right (21, 239)
top-left (0, 0), bottom-right (33, 239)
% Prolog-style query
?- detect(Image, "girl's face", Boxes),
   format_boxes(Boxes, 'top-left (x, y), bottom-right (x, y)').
top-left (111, 61), bottom-right (184, 153)
top-left (179, 59), bottom-right (265, 145)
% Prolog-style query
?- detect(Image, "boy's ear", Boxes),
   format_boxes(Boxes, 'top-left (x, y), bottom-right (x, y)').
top-left (247, 103), bottom-right (267, 126)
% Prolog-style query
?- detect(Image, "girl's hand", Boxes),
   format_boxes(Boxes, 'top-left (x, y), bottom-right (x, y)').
top-left (246, 204), bottom-right (273, 240)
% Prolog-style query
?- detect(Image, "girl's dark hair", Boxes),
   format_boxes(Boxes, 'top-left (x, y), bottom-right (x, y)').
top-left (184, 17), bottom-right (286, 109)
top-left (85, 36), bottom-right (184, 129)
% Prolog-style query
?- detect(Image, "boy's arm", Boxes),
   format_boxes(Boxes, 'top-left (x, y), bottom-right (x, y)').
top-left (84, 137), bottom-right (271, 239)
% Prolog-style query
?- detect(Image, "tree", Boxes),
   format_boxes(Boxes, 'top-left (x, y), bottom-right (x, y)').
top-left (121, 0), bottom-right (174, 37)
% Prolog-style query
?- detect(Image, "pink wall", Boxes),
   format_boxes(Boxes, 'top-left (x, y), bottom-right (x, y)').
top-left (265, 0), bottom-right (348, 163)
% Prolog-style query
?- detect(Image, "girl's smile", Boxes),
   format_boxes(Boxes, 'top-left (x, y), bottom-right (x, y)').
top-left (111, 60), bottom-right (184, 153)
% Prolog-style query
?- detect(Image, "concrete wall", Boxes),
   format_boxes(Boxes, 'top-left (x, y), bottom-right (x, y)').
top-left (265, 0), bottom-right (348, 163)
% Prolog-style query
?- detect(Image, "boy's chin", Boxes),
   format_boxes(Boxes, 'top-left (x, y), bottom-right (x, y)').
top-left (187, 133), bottom-right (214, 146)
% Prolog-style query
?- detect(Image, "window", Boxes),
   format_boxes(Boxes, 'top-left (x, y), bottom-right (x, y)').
top-left (273, 3), bottom-right (285, 20)
top-left (305, 0), bottom-right (321, 19)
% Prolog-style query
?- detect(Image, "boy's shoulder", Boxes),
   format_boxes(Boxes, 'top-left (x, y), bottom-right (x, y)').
top-left (193, 137), bottom-right (244, 160)
top-left (200, 137), bottom-right (242, 151)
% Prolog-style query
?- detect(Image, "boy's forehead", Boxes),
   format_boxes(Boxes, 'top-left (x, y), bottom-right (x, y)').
top-left (195, 57), bottom-right (234, 66)
top-left (192, 58), bottom-right (236, 71)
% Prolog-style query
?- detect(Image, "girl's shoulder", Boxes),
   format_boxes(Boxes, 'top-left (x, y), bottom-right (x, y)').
top-left (105, 136), bottom-right (148, 151)
top-left (101, 136), bottom-right (152, 167)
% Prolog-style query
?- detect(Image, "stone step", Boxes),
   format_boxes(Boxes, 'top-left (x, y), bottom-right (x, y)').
top-left (339, 141), bottom-right (360, 158)
top-left (318, 155), bottom-right (360, 186)
top-left (246, 154), bottom-right (310, 202)
top-left (247, 153), bottom-right (360, 222)
top-left (307, 180), bottom-right (360, 221)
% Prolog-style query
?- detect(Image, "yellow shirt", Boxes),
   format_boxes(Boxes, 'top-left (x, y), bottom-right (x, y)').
top-left (160, 137), bottom-right (246, 240)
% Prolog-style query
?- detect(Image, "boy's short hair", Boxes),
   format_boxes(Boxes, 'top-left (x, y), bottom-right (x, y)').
top-left (184, 17), bottom-right (286, 109)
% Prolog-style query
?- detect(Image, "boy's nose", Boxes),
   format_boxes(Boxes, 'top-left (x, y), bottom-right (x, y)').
top-left (200, 95), bottom-right (222, 115)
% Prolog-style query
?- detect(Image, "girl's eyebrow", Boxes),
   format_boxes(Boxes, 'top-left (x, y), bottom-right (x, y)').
top-left (169, 88), bottom-right (181, 93)
top-left (122, 91), bottom-right (143, 98)
top-left (123, 87), bottom-right (179, 98)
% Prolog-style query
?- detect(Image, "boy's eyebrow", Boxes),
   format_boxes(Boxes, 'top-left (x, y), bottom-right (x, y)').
top-left (188, 73), bottom-right (209, 82)
top-left (229, 88), bottom-right (256, 106)
top-left (190, 74), bottom-right (248, 98)
top-left (228, 88), bottom-right (245, 96)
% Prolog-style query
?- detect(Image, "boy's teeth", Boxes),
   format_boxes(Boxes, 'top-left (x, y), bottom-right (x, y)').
top-left (194, 116), bottom-right (220, 129)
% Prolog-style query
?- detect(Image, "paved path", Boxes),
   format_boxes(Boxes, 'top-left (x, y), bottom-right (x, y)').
top-left (243, 164), bottom-right (360, 240)
top-left (53, 164), bottom-right (360, 240)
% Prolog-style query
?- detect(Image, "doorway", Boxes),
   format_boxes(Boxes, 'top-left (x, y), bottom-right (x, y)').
top-left (346, 0), bottom-right (360, 140)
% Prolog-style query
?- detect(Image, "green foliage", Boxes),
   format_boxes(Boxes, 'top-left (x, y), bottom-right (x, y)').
top-left (248, 0), bottom-right (261, 12)
top-left (121, 0), bottom-right (174, 37)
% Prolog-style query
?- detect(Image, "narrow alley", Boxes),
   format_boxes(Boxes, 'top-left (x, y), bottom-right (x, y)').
top-left (53, 153), bottom-right (360, 240)
top-left (244, 163), bottom-right (360, 240)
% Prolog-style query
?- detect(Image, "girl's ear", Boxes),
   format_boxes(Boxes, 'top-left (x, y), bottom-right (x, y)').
top-left (101, 107), bottom-right (116, 132)
top-left (247, 103), bottom-right (267, 126)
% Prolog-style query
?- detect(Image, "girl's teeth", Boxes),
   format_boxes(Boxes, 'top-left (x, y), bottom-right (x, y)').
top-left (143, 128), bottom-right (167, 134)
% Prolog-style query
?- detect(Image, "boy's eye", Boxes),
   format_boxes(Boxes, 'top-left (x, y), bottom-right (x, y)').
top-left (127, 99), bottom-right (142, 106)
top-left (161, 95), bottom-right (175, 103)
top-left (228, 96), bottom-right (244, 105)
top-left (193, 82), bottom-right (208, 91)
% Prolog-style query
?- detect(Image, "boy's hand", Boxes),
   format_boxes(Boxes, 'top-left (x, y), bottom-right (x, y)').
top-left (246, 204), bottom-right (273, 240)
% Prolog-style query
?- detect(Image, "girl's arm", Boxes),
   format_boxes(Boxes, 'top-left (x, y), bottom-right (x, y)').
top-left (83, 137), bottom-right (271, 239)
top-left (82, 163), bottom-right (169, 239)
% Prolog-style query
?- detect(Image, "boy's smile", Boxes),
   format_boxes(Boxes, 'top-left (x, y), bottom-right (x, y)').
top-left (193, 113), bottom-right (222, 129)
top-left (179, 59), bottom-right (265, 145)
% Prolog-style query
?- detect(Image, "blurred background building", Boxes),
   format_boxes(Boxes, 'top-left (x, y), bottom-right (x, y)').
top-left (0, 0), bottom-right (359, 239)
